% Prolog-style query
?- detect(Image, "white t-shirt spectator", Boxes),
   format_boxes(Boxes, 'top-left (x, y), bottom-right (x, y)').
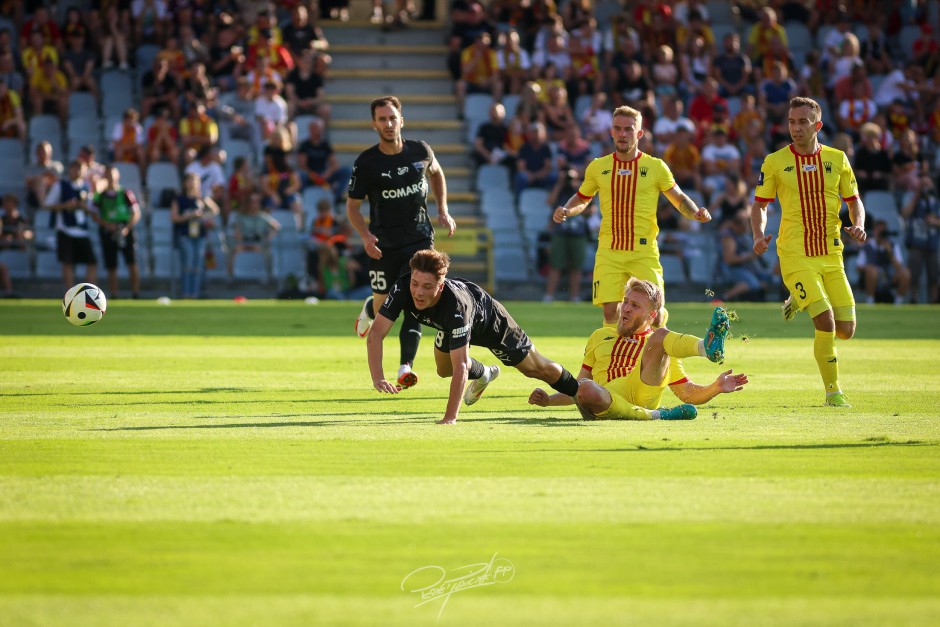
top-left (874, 69), bottom-right (915, 108)
top-left (184, 160), bottom-right (226, 198)
top-left (254, 94), bottom-right (288, 127)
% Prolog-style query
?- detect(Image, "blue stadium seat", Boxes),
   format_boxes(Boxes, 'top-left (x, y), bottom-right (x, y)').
top-left (464, 94), bottom-right (493, 125)
top-left (68, 92), bottom-right (98, 121)
top-left (475, 164), bottom-right (511, 192)
top-left (146, 163), bottom-right (181, 208)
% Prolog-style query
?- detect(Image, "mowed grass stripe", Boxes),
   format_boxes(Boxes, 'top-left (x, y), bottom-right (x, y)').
top-left (1, 439), bottom-right (936, 477)
top-left (2, 597), bottom-right (939, 627)
top-left (2, 522), bottom-right (938, 597)
top-left (1, 476), bottom-right (937, 524)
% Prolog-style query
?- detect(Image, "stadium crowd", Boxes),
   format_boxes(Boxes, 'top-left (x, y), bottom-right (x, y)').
top-left (0, 0), bottom-right (937, 305)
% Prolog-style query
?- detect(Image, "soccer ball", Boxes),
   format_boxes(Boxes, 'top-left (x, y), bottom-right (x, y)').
top-left (63, 283), bottom-right (107, 327)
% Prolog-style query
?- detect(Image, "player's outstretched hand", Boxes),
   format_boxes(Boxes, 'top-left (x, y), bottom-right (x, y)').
top-left (843, 225), bottom-right (867, 243)
top-left (716, 369), bottom-right (749, 393)
top-left (374, 379), bottom-right (401, 394)
top-left (753, 234), bottom-right (772, 255)
top-left (528, 388), bottom-right (552, 406)
top-left (364, 233), bottom-right (382, 259)
top-left (438, 211), bottom-right (456, 237)
top-left (692, 207), bottom-right (712, 223)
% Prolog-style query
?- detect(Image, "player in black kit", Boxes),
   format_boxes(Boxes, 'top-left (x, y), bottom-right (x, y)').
top-left (367, 249), bottom-right (581, 424)
top-left (347, 95), bottom-right (456, 390)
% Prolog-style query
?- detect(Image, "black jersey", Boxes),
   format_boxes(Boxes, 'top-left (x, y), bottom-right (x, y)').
top-left (379, 274), bottom-right (527, 353)
top-left (347, 139), bottom-right (435, 250)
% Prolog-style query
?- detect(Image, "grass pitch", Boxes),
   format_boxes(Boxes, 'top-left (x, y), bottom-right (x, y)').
top-left (1, 299), bottom-right (938, 626)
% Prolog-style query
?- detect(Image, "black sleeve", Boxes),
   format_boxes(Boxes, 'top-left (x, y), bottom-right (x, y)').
top-left (378, 276), bottom-right (407, 321)
top-left (347, 155), bottom-right (369, 200)
top-left (444, 293), bottom-right (473, 350)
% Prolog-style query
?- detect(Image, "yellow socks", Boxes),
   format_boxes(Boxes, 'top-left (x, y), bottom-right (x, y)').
top-left (663, 331), bottom-right (705, 359)
top-left (814, 329), bottom-right (840, 393)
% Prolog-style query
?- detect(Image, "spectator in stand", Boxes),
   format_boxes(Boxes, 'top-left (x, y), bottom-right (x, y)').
top-left (731, 93), bottom-right (763, 141)
top-left (708, 172), bottom-right (749, 225)
top-left (472, 101), bottom-right (515, 170)
top-left (227, 192), bottom-right (280, 283)
top-left (146, 108), bottom-right (180, 166)
top-left (555, 123), bottom-right (591, 173)
top-left (651, 44), bottom-right (680, 99)
top-left (184, 146), bottom-right (227, 220)
top-left (140, 57), bottom-right (180, 121)
top-left (605, 26), bottom-right (646, 84)
top-left (892, 128), bottom-right (928, 193)
top-left (543, 168), bottom-right (591, 303)
top-left (446, 0), bottom-right (493, 80)
top-left (61, 28), bottom-right (98, 105)
top-left (857, 220), bottom-right (910, 305)
top-left (581, 90), bottom-right (613, 153)
top-left (261, 128), bottom-right (303, 229)
top-left (218, 78), bottom-right (259, 150)
top-left (178, 24), bottom-right (210, 70)
top-left (30, 57), bottom-right (70, 125)
top-left (754, 35), bottom-right (795, 83)
top-left (246, 5), bottom-right (282, 47)
top-left (911, 24), bottom-right (940, 76)
top-left (680, 35), bottom-right (712, 98)
top-left (95, 1), bottom-right (130, 70)
top-left (798, 50), bottom-right (826, 99)
top-left (741, 133), bottom-right (769, 188)
top-left (1, 192), bottom-right (33, 268)
top-left (758, 61), bottom-right (798, 120)
top-left (456, 31), bottom-right (501, 116)
top-left (157, 35), bottom-right (188, 89)
top-left (227, 156), bottom-right (255, 216)
top-left (854, 122), bottom-right (893, 193)
top-left (675, 9), bottom-right (714, 52)
top-left (832, 61), bottom-right (872, 104)
top-left (532, 33), bottom-right (573, 92)
top-left (182, 62), bottom-right (218, 113)
top-left (495, 29), bottom-right (532, 97)
top-left (514, 121), bottom-right (557, 195)
top-left (0, 52), bottom-right (23, 96)
top-left (285, 49), bottom-right (329, 121)
top-left (297, 117), bottom-right (351, 204)
top-left (248, 29), bottom-right (294, 78)
top-left (901, 172), bottom-right (940, 304)
top-left (25, 141), bottom-right (64, 212)
top-left (179, 101), bottom-right (219, 164)
top-left (701, 127), bottom-right (741, 199)
top-left (716, 33), bottom-right (754, 98)
top-left (254, 80), bottom-right (291, 144)
top-left (874, 63), bottom-right (922, 112)
top-left (19, 6), bottom-right (61, 53)
top-left (746, 6), bottom-right (787, 61)
top-left (838, 81), bottom-right (879, 140)
top-left (43, 160), bottom-right (97, 289)
top-left (132, 0), bottom-right (168, 45)
top-left (207, 17), bottom-right (246, 91)
top-left (566, 24), bottom-right (602, 99)
top-left (533, 61), bottom-right (565, 105)
top-left (542, 84), bottom-right (576, 142)
top-left (283, 4), bottom-right (328, 61)
top-left (111, 108), bottom-right (145, 170)
top-left (828, 33), bottom-right (863, 89)
top-left (718, 206), bottom-right (771, 301)
top-left (171, 172), bottom-right (219, 299)
top-left (859, 15), bottom-right (891, 76)
top-left (21, 31), bottom-right (57, 81)
top-left (652, 95), bottom-right (694, 154)
top-left (90, 165), bottom-right (141, 299)
top-left (0, 78), bottom-right (24, 142)
top-left (614, 59), bottom-right (654, 112)
top-left (76, 145), bottom-right (106, 194)
top-left (663, 124), bottom-right (702, 193)
top-left (687, 77), bottom-right (726, 138)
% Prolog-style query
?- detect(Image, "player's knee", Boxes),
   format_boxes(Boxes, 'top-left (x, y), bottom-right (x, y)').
top-left (836, 322), bottom-right (855, 340)
top-left (575, 382), bottom-right (602, 408)
top-left (602, 302), bottom-right (620, 322)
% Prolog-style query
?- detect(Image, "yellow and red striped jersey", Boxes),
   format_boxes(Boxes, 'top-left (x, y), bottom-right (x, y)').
top-left (581, 327), bottom-right (687, 386)
top-left (577, 152), bottom-right (676, 252)
top-left (754, 144), bottom-right (859, 258)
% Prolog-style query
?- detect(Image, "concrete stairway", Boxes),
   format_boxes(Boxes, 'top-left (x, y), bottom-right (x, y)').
top-left (321, 19), bottom-right (493, 287)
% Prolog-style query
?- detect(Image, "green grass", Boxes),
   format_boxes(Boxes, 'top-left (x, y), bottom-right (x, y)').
top-left (1, 300), bottom-right (939, 626)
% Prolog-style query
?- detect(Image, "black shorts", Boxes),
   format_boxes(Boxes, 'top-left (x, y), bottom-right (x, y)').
top-left (100, 227), bottom-right (137, 270)
top-left (56, 232), bottom-right (97, 266)
top-left (434, 302), bottom-right (533, 367)
top-left (368, 238), bottom-right (432, 295)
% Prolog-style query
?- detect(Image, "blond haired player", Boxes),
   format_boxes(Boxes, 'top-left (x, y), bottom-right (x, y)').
top-left (752, 96), bottom-right (867, 407)
top-left (528, 278), bottom-right (748, 420)
top-left (552, 106), bottom-right (712, 326)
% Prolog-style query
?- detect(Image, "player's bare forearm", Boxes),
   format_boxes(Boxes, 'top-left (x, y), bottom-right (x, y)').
top-left (844, 198), bottom-right (867, 243)
top-left (441, 362), bottom-right (468, 424)
top-left (671, 370), bottom-right (748, 404)
top-left (751, 200), bottom-right (772, 254)
top-left (554, 193), bottom-right (589, 223)
top-left (345, 198), bottom-right (370, 239)
top-left (665, 185), bottom-right (710, 222)
top-left (366, 316), bottom-right (397, 393)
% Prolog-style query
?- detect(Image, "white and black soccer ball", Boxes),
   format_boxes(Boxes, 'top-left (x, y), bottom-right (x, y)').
top-left (63, 283), bottom-right (107, 327)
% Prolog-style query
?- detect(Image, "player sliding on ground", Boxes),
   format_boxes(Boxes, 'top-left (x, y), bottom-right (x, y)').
top-left (528, 278), bottom-right (748, 420)
top-left (751, 96), bottom-right (866, 407)
top-left (365, 249), bottom-right (581, 424)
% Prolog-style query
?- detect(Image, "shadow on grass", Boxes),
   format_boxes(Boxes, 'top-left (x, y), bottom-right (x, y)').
top-left (462, 440), bottom-right (933, 453)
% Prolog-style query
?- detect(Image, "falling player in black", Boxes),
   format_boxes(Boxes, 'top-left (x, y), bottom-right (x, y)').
top-left (347, 95), bottom-right (456, 389)
top-left (367, 249), bottom-right (581, 424)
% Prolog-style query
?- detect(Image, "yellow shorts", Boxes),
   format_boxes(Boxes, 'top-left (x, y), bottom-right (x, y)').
top-left (592, 247), bottom-right (664, 307)
top-left (780, 253), bottom-right (856, 321)
top-left (595, 366), bottom-right (667, 420)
